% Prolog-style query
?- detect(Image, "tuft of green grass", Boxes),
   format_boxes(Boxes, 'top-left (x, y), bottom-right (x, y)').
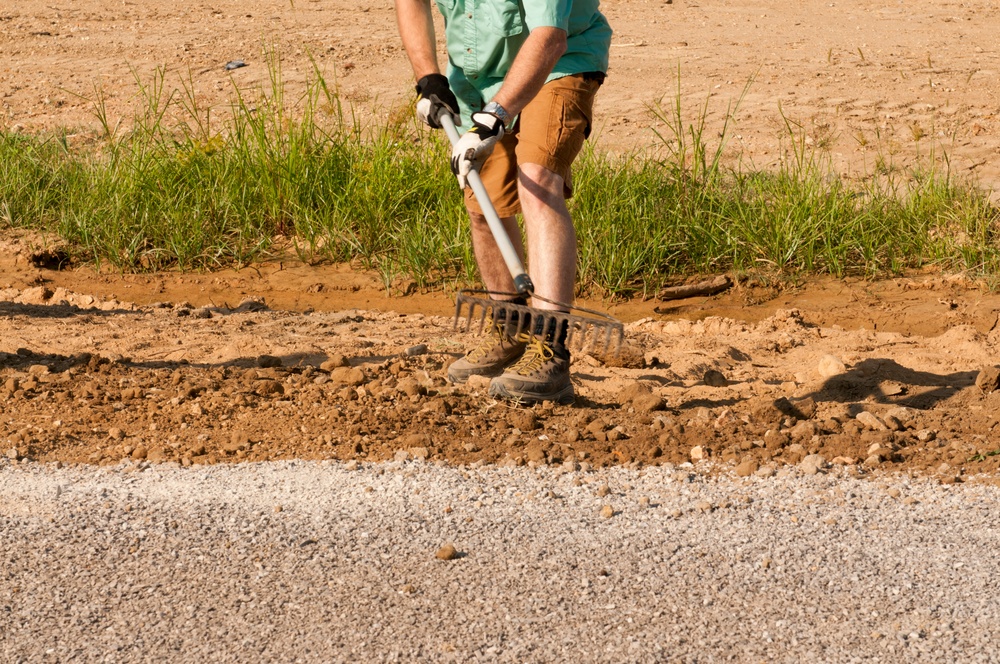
top-left (1, 56), bottom-right (999, 298)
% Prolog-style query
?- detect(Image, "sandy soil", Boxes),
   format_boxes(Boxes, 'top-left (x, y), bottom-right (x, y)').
top-left (2, 0), bottom-right (1000, 477)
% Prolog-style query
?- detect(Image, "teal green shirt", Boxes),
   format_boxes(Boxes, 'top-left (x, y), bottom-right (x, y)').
top-left (435, 0), bottom-right (612, 127)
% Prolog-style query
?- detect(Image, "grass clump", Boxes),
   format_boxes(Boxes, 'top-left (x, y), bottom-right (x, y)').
top-left (1, 57), bottom-right (998, 297)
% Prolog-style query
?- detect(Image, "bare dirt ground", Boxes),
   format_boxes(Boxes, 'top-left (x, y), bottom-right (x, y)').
top-left (2, 0), bottom-right (1000, 478)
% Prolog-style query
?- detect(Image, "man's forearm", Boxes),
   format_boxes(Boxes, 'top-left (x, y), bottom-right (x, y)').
top-left (395, 0), bottom-right (440, 80)
top-left (492, 27), bottom-right (568, 117)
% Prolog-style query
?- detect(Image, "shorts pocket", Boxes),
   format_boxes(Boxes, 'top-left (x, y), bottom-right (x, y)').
top-left (546, 80), bottom-right (596, 158)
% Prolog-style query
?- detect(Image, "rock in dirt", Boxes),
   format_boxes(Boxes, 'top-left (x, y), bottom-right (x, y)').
top-left (396, 378), bottom-right (427, 397)
top-left (735, 459), bottom-right (758, 477)
top-left (690, 446), bottom-right (709, 461)
top-left (704, 369), bottom-right (728, 387)
top-left (404, 344), bottom-right (428, 357)
top-left (257, 355), bottom-right (283, 368)
top-left (633, 394), bottom-right (665, 413)
top-left (618, 381), bottom-right (651, 404)
top-left (975, 366), bottom-right (1000, 393)
top-left (600, 505), bottom-right (615, 519)
top-left (818, 355), bottom-right (847, 377)
top-left (255, 380), bottom-right (285, 397)
top-left (329, 367), bottom-right (367, 387)
top-left (800, 454), bottom-right (827, 475)
top-left (509, 411), bottom-right (539, 432)
top-left (320, 355), bottom-right (349, 372)
top-left (857, 411), bottom-right (887, 431)
top-left (435, 544), bottom-right (459, 561)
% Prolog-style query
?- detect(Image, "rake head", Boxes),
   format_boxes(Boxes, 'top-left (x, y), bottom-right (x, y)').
top-left (454, 289), bottom-right (625, 356)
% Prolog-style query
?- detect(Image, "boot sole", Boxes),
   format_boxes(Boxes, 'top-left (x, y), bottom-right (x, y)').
top-left (488, 381), bottom-right (575, 406)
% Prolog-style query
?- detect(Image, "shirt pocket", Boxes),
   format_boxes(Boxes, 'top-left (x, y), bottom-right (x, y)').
top-left (487, 0), bottom-right (524, 37)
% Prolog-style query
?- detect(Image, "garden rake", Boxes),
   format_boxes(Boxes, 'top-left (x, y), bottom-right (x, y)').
top-left (440, 113), bottom-right (624, 356)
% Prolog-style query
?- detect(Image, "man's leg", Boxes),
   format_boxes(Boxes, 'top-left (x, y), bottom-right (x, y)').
top-left (486, 74), bottom-right (599, 405)
top-left (468, 211), bottom-right (524, 297)
top-left (446, 140), bottom-right (529, 384)
top-left (517, 163), bottom-right (576, 312)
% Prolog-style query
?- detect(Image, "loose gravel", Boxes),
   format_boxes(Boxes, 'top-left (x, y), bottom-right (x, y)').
top-left (2, 458), bottom-right (999, 662)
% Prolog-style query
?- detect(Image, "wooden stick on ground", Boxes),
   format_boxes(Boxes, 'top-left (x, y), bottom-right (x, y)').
top-left (657, 275), bottom-right (732, 301)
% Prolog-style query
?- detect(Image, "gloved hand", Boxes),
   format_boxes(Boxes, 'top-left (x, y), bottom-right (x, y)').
top-left (450, 111), bottom-right (505, 189)
top-left (415, 73), bottom-right (460, 129)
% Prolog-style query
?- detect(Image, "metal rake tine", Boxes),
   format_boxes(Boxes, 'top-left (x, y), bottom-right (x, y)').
top-left (453, 298), bottom-right (464, 330)
top-left (475, 300), bottom-right (488, 333)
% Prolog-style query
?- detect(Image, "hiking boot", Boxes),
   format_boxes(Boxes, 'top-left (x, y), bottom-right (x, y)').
top-left (488, 334), bottom-right (574, 405)
top-left (447, 319), bottom-right (527, 384)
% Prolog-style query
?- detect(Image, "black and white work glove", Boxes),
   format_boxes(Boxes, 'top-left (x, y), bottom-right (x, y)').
top-left (415, 73), bottom-right (460, 129)
top-left (450, 110), bottom-right (505, 189)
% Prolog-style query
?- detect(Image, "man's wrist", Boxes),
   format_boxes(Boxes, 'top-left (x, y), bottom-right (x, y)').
top-left (482, 101), bottom-right (510, 130)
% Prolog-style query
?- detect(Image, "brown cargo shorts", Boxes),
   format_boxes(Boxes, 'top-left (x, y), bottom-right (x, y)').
top-left (464, 73), bottom-right (602, 218)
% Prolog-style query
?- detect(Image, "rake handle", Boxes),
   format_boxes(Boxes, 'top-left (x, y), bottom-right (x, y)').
top-left (440, 112), bottom-right (534, 297)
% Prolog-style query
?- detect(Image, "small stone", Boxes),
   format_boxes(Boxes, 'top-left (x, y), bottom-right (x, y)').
top-left (257, 354), bottom-right (283, 368)
top-left (599, 504), bottom-right (615, 519)
top-left (695, 500), bottom-right (713, 513)
top-left (887, 488), bottom-right (901, 499)
top-left (404, 344), bottom-right (428, 357)
top-left (399, 584), bottom-right (417, 594)
top-left (344, 460), bottom-right (360, 471)
top-left (633, 394), bottom-right (666, 413)
top-left (274, 505), bottom-right (283, 513)
top-left (409, 446), bottom-right (429, 460)
top-left (690, 446), bottom-right (708, 462)
top-left (916, 429), bottom-right (937, 443)
top-left (856, 411), bottom-right (887, 431)
top-left (435, 544), bottom-right (459, 560)
top-left (761, 557), bottom-right (772, 570)
top-left (27, 364), bottom-right (49, 377)
top-left (329, 367), bottom-right (367, 386)
top-left (754, 464), bottom-right (776, 478)
top-left (255, 380), bottom-right (284, 397)
top-left (863, 454), bottom-right (883, 468)
top-left (192, 307), bottom-right (212, 319)
top-left (817, 355), bottom-right (847, 378)
top-left (130, 446), bottom-right (147, 460)
top-left (975, 366), bottom-right (1000, 393)
top-left (883, 415), bottom-right (903, 432)
top-left (396, 378), bottom-right (427, 397)
top-left (6, 448), bottom-right (19, 460)
top-left (734, 459), bottom-right (758, 477)
top-left (320, 355), bottom-right (349, 372)
top-left (596, 483), bottom-right (611, 497)
top-left (703, 369), bottom-right (728, 387)
top-left (510, 411), bottom-right (539, 432)
top-left (108, 427), bottom-right (125, 441)
top-left (831, 456), bottom-right (855, 465)
top-left (618, 381), bottom-right (651, 404)
top-left (463, 442), bottom-right (479, 453)
top-left (800, 454), bottom-right (827, 475)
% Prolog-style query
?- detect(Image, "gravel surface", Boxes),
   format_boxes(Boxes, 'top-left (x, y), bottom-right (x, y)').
top-left (2, 458), bottom-right (999, 662)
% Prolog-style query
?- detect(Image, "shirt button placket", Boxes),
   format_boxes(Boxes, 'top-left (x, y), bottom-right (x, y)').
top-left (463, 1), bottom-right (476, 80)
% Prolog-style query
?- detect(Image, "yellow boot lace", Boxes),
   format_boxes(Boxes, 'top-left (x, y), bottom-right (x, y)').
top-left (507, 334), bottom-right (554, 376)
top-left (465, 319), bottom-right (507, 362)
